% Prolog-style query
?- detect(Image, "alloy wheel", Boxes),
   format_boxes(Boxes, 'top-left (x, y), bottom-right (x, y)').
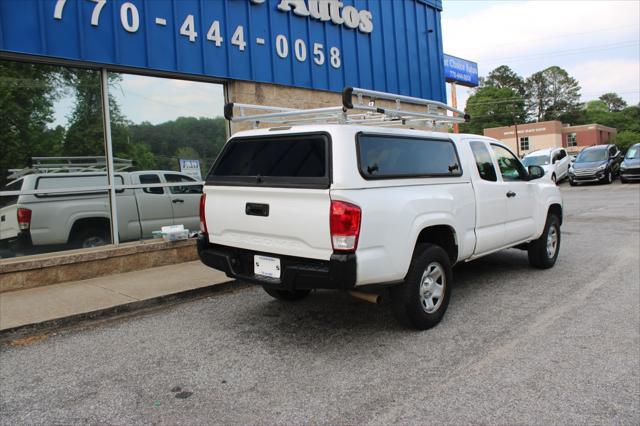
top-left (419, 262), bottom-right (446, 314)
top-left (546, 225), bottom-right (559, 259)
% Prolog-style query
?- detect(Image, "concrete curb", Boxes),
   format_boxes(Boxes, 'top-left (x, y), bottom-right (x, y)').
top-left (0, 280), bottom-right (248, 340)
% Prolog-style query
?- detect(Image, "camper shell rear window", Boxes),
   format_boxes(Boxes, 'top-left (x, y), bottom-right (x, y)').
top-left (207, 133), bottom-right (331, 189)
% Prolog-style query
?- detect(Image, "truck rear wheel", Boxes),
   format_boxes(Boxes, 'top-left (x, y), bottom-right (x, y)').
top-left (72, 227), bottom-right (111, 249)
top-left (262, 287), bottom-right (311, 301)
top-left (527, 214), bottom-right (560, 269)
top-left (392, 243), bottom-right (452, 330)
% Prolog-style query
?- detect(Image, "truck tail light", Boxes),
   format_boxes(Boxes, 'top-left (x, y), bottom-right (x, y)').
top-left (330, 200), bottom-right (361, 252)
top-left (17, 208), bottom-right (32, 230)
top-left (199, 194), bottom-right (208, 235)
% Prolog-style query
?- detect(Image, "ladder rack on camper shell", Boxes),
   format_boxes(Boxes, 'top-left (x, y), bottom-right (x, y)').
top-left (223, 87), bottom-right (470, 129)
top-left (7, 156), bottom-right (133, 180)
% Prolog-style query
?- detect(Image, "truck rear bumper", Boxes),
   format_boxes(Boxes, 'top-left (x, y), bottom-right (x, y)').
top-left (0, 230), bottom-right (32, 250)
top-left (197, 235), bottom-right (356, 291)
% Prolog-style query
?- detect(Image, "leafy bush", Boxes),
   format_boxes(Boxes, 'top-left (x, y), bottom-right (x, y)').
top-left (612, 131), bottom-right (640, 152)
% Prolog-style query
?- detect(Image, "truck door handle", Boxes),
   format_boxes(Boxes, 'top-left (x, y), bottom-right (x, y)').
top-left (506, 191), bottom-right (516, 198)
top-left (246, 203), bottom-right (269, 217)
top-left (172, 199), bottom-right (184, 203)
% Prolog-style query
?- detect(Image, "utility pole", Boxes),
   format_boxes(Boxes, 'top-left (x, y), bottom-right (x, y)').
top-left (514, 120), bottom-right (520, 158)
top-left (450, 82), bottom-right (459, 134)
top-left (512, 103), bottom-right (521, 158)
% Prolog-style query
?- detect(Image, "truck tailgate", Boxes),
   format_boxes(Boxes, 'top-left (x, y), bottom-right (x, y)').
top-left (205, 186), bottom-right (332, 260)
top-left (0, 204), bottom-right (19, 241)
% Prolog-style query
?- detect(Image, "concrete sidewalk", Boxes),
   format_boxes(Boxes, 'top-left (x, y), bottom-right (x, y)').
top-left (0, 261), bottom-right (232, 332)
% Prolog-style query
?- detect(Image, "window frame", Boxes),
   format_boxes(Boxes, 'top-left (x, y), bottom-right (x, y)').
top-left (355, 132), bottom-right (464, 181)
top-left (519, 136), bottom-right (530, 152)
top-left (138, 173), bottom-right (165, 195)
top-left (34, 174), bottom-right (126, 198)
top-left (490, 143), bottom-right (529, 182)
top-left (163, 173), bottom-right (202, 194)
top-left (469, 140), bottom-right (498, 182)
top-left (206, 132), bottom-right (333, 189)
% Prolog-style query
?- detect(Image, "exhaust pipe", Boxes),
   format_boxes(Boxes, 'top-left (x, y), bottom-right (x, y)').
top-left (349, 291), bottom-right (381, 305)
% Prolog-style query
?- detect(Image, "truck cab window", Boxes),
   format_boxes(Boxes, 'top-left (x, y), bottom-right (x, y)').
top-left (491, 144), bottom-right (527, 181)
top-left (470, 142), bottom-right (497, 182)
top-left (139, 174), bottom-right (164, 194)
top-left (164, 174), bottom-right (202, 194)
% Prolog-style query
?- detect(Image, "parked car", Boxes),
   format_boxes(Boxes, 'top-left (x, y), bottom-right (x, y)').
top-left (197, 89), bottom-right (563, 330)
top-left (0, 171), bottom-right (201, 253)
top-left (620, 143), bottom-right (640, 183)
top-left (522, 148), bottom-right (571, 183)
top-left (568, 144), bottom-right (623, 186)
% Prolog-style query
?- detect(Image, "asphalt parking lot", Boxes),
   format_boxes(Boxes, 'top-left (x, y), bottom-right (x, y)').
top-left (1, 181), bottom-right (639, 425)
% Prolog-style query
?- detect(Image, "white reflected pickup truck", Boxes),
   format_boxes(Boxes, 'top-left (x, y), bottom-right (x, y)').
top-left (197, 88), bottom-right (564, 330)
top-left (0, 171), bottom-right (201, 253)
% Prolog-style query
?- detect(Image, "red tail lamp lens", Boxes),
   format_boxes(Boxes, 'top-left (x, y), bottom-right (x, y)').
top-left (330, 200), bottom-right (361, 252)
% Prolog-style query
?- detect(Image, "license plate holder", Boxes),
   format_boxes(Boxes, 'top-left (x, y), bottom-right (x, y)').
top-left (254, 255), bottom-right (281, 279)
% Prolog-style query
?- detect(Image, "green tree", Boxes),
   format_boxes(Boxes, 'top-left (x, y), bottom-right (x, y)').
top-left (599, 92), bottom-right (627, 112)
top-left (129, 117), bottom-right (227, 171)
top-left (585, 100), bottom-right (609, 114)
top-left (484, 65), bottom-right (526, 96)
top-left (175, 146), bottom-right (201, 161)
top-left (526, 66), bottom-right (581, 122)
top-left (461, 86), bottom-right (526, 135)
top-left (612, 130), bottom-right (640, 152)
top-left (118, 143), bottom-right (156, 170)
top-left (0, 62), bottom-right (65, 185)
top-left (62, 70), bottom-right (131, 157)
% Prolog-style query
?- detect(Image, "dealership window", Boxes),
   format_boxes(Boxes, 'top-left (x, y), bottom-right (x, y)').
top-left (108, 72), bottom-right (224, 244)
top-left (0, 60), bottom-right (112, 259)
top-left (519, 137), bottom-right (530, 152)
top-left (0, 59), bottom-right (225, 261)
top-left (567, 133), bottom-right (577, 147)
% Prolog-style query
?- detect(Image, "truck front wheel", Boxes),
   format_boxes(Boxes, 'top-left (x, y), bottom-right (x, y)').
top-left (527, 214), bottom-right (561, 269)
top-left (262, 287), bottom-right (311, 301)
top-left (392, 243), bottom-right (452, 330)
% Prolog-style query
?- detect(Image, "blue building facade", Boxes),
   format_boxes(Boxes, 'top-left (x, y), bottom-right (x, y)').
top-left (0, 0), bottom-right (446, 101)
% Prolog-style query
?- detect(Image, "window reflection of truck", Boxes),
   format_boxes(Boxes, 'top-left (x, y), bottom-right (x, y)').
top-left (0, 171), bottom-right (202, 254)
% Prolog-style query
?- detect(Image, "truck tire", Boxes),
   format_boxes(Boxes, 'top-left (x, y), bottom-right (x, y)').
top-left (569, 179), bottom-right (577, 187)
top-left (262, 286), bottom-right (311, 301)
top-left (527, 214), bottom-right (560, 269)
top-left (391, 243), bottom-right (452, 330)
top-left (72, 227), bottom-right (111, 249)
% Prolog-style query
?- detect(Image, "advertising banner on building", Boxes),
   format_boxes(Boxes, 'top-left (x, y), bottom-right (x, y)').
top-left (0, 0), bottom-right (447, 101)
top-left (443, 54), bottom-right (479, 87)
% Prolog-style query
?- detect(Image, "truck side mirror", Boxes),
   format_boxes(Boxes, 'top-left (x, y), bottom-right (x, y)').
top-left (528, 165), bottom-right (544, 180)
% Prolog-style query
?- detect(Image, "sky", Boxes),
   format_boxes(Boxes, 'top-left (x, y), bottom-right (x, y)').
top-left (53, 0), bottom-right (640, 127)
top-left (441, 0), bottom-right (640, 110)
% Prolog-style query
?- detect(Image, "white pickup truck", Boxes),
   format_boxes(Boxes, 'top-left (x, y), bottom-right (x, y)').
top-left (197, 88), bottom-right (563, 329)
top-left (0, 170), bottom-right (201, 254)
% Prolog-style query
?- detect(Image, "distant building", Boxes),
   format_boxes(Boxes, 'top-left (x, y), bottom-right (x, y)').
top-left (483, 120), bottom-right (617, 156)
